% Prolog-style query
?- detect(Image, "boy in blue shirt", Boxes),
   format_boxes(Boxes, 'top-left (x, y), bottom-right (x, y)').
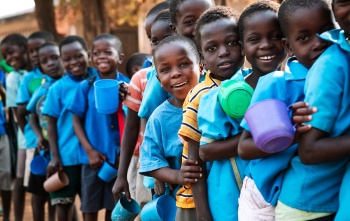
top-left (43, 36), bottom-right (96, 221)
top-left (68, 34), bottom-right (129, 221)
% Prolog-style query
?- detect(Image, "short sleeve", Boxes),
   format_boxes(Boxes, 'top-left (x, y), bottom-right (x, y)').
top-left (42, 84), bottom-right (62, 118)
top-left (26, 88), bottom-right (42, 113)
top-left (139, 116), bottom-right (169, 176)
top-left (123, 69), bottom-right (148, 112)
top-left (6, 72), bottom-right (20, 107)
top-left (16, 75), bottom-right (31, 104)
top-left (67, 80), bottom-right (89, 118)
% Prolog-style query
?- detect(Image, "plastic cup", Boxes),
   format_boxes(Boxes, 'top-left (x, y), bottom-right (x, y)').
top-left (28, 78), bottom-right (42, 94)
top-left (43, 171), bottom-right (69, 193)
top-left (94, 79), bottom-right (120, 114)
top-left (30, 150), bottom-right (49, 176)
top-left (98, 161), bottom-right (118, 183)
top-left (244, 99), bottom-right (296, 153)
top-left (111, 195), bottom-right (141, 221)
top-left (218, 80), bottom-right (254, 118)
top-left (140, 190), bottom-right (177, 221)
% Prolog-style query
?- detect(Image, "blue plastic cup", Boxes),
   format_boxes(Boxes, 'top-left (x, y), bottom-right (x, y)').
top-left (111, 195), bottom-right (141, 221)
top-left (98, 161), bottom-right (118, 183)
top-left (94, 79), bottom-right (120, 114)
top-left (30, 150), bottom-right (49, 176)
top-left (140, 189), bottom-right (177, 221)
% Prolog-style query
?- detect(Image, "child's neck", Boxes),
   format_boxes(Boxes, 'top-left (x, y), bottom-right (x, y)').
top-left (168, 97), bottom-right (184, 108)
top-left (99, 70), bottom-right (117, 79)
top-left (211, 73), bottom-right (232, 81)
top-left (245, 67), bottom-right (277, 89)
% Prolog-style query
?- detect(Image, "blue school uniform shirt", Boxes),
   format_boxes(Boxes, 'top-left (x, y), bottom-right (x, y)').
top-left (279, 29), bottom-right (350, 213)
top-left (16, 67), bottom-right (43, 148)
top-left (197, 68), bottom-right (251, 221)
top-left (0, 70), bottom-right (6, 136)
top-left (67, 71), bottom-right (129, 165)
top-left (139, 100), bottom-right (183, 177)
top-left (240, 57), bottom-right (307, 206)
top-left (42, 68), bottom-right (97, 166)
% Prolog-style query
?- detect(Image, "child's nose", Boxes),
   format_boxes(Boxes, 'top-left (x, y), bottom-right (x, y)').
top-left (171, 68), bottom-right (182, 78)
top-left (259, 39), bottom-right (273, 49)
top-left (218, 45), bottom-right (229, 57)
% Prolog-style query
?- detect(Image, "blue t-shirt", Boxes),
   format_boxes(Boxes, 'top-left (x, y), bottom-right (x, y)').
top-left (139, 100), bottom-right (183, 177)
top-left (16, 67), bottom-right (43, 148)
top-left (240, 57), bottom-right (307, 206)
top-left (42, 68), bottom-right (97, 166)
top-left (279, 29), bottom-right (350, 213)
top-left (0, 70), bottom-right (6, 135)
top-left (67, 72), bottom-right (129, 165)
top-left (197, 68), bottom-right (251, 221)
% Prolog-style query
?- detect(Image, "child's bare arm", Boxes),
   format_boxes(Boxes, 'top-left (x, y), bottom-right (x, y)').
top-left (238, 130), bottom-right (272, 160)
top-left (17, 104), bottom-right (29, 133)
top-left (73, 114), bottom-right (105, 168)
top-left (30, 113), bottom-right (47, 151)
top-left (199, 133), bottom-right (241, 162)
top-left (46, 116), bottom-right (62, 176)
top-left (113, 108), bottom-right (140, 201)
top-left (188, 139), bottom-right (213, 221)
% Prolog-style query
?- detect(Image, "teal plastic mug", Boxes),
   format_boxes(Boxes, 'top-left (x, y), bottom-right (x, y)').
top-left (111, 195), bottom-right (141, 221)
top-left (140, 189), bottom-right (177, 221)
top-left (94, 79), bottom-right (120, 114)
top-left (98, 161), bottom-right (118, 183)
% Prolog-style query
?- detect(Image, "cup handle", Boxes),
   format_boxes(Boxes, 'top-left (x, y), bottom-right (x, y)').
top-left (39, 149), bottom-right (45, 157)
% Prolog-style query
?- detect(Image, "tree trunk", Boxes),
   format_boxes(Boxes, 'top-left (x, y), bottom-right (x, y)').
top-left (33, 0), bottom-right (61, 41)
top-left (79, 0), bottom-right (110, 47)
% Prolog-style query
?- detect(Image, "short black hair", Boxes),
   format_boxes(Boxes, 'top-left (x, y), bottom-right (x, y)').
top-left (170, 0), bottom-right (215, 25)
top-left (93, 33), bottom-right (123, 54)
top-left (125, 53), bottom-right (150, 76)
top-left (153, 35), bottom-right (200, 66)
top-left (278, 0), bottom-right (331, 36)
top-left (194, 6), bottom-right (240, 51)
top-left (0, 33), bottom-right (27, 48)
top-left (38, 42), bottom-right (59, 53)
top-left (28, 31), bottom-right (54, 42)
top-left (152, 9), bottom-right (171, 25)
top-left (237, 0), bottom-right (280, 41)
top-left (146, 1), bottom-right (170, 18)
top-left (59, 35), bottom-right (88, 53)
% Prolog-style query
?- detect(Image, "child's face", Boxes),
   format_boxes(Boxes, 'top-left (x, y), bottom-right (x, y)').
top-left (332, 0), bottom-right (350, 35)
top-left (173, 0), bottom-right (213, 39)
top-left (200, 18), bottom-right (244, 80)
top-left (27, 38), bottom-right (46, 68)
top-left (151, 20), bottom-right (176, 52)
top-left (283, 5), bottom-right (335, 69)
top-left (0, 44), bottom-right (27, 70)
top-left (145, 14), bottom-right (157, 40)
top-left (39, 45), bottom-right (64, 79)
top-left (242, 11), bottom-right (286, 75)
top-left (155, 41), bottom-right (200, 101)
top-left (61, 41), bottom-right (89, 77)
top-left (92, 39), bottom-right (123, 76)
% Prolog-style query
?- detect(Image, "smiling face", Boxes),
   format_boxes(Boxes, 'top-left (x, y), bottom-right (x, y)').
top-left (241, 10), bottom-right (286, 76)
top-left (151, 20), bottom-right (175, 52)
top-left (92, 39), bottom-right (123, 76)
top-left (39, 45), bottom-right (64, 79)
top-left (155, 41), bottom-right (200, 102)
top-left (0, 44), bottom-right (27, 70)
top-left (61, 41), bottom-right (89, 77)
top-left (174, 0), bottom-right (213, 39)
top-left (283, 5), bottom-right (335, 69)
top-left (200, 18), bottom-right (244, 80)
top-left (27, 38), bottom-right (46, 68)
top-left (333, 0), bottom-right (350, 36)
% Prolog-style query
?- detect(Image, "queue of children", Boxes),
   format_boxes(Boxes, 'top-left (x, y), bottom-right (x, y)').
top-left (0, 0), bottom-right (350, 220)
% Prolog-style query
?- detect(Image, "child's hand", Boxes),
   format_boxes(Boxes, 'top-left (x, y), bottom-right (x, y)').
top-left (46, 156), bottom-right (62, 177)
top-left (86, 149), bottom-right (106, 169)
top-left (154, 179), bottom-right (165, 196)
top-left (178, 159), bottom-right (202, 185)
top-left (37, 136), bottom-right (48, 151)
top-left (119, 82), bottom-right (129, 101)
top-left (112, 176), bottom-right (131, 201)
top-left (291, 101), bottom-right (317, 134)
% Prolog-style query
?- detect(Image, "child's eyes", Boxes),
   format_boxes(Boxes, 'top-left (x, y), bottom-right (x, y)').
top-left (228, 41), bottom-right (239, 47)
top-left (297, 35), bottom-right (309, 42)
top-left (93, 52), bottom-right (99, 56)
top-left (184, 20), bottom-right (195, 25)
top-left (271, 34), bottom-right (283, 40)
top-left (247, 37), bottom-right (259, 43)
top-left (205, 46), bottom-right (216, 52)
top-left (160, 67), bottom-right (170, 73)
top-left (180, 62), bottom-right (189, 67)
top-left (151, 40), bottom-right (160, 46)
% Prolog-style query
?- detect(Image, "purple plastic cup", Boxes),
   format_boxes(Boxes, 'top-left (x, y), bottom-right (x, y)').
top-left (244, 99), bottom-right (295, 153)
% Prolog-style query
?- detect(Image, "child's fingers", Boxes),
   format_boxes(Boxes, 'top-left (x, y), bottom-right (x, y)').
top-left (293, 115), bottom-right (312, 124)
top-left (182, 159), bottom-right (198, 166)
top-left (296, 124), bottom-right (312, 134)
top-left (291, 101), bottom-right (309, 111)
top-left (294, 106), bottom-right (317, 115)
top-left (183, 177), bottom-right (199, 184)
top-left (182, 165), bottom-right (202, 173)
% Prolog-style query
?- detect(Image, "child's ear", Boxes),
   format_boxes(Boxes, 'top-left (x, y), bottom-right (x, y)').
top-left (170, 23), bottom-right (177, 34)
top-left (239, 41), bottom-right (245, 57)
top-left (281, 38), bottom-right (294, 57)
top-left (156, 74), bottom-right (162, 87)
top-left (118, 53), bottom-right (125, 64)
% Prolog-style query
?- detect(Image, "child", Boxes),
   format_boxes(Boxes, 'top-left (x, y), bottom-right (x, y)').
top-left (0, 33), bottom-right (31, 221)
top-left (26, 42), bottom-right (65, 221)
top-left (68, 33), bottom-right (129, 221)
top-left (139, 35), bottom-right (202, 221)
top-left (138, 0), bottom-right (215, 120)
top-left (43, 36), bottom-right (96, 221)
top-left (273, 0), bottom-right (349, 220)
top-left (195, 2), bottom-right (286, 220)
top-left (125, 53), bottom-right (150, 78)
top-left (15, 31), bottom-right (54, 221)
top-left (113, 9), bottom-right (176, 207)
top-left (237, 0), bottom-right (335, 220)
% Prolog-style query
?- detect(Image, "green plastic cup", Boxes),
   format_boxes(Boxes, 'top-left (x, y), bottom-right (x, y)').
top-left (28, 78), bottom-right (43, 94)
